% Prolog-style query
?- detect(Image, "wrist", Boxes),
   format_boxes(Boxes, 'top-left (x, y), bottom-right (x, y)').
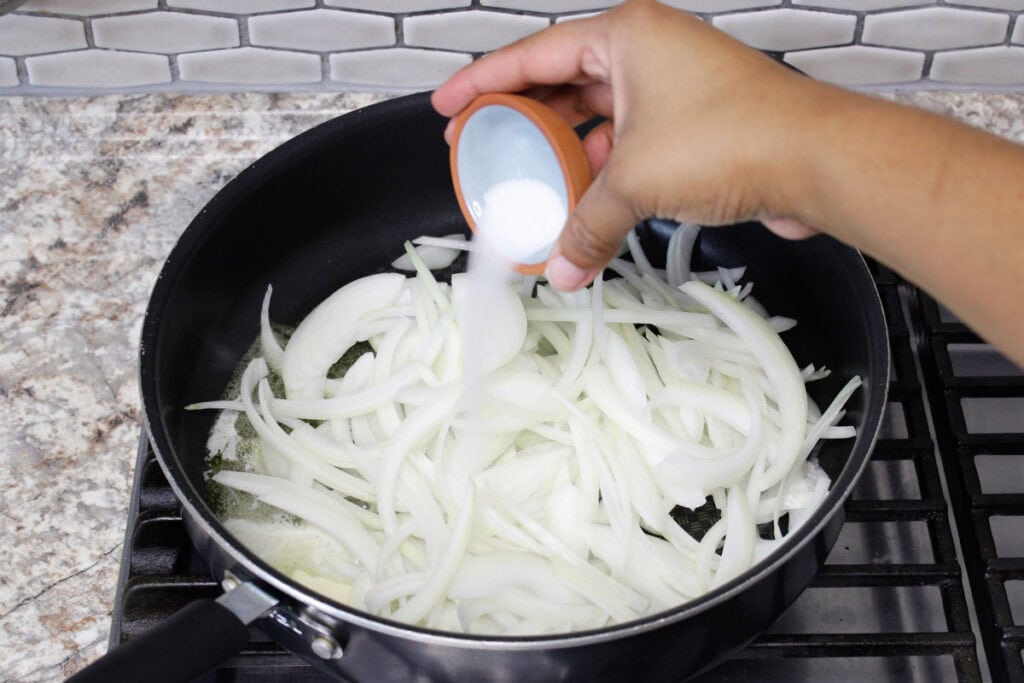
top-left (760, 77), bottom-right (862, 240)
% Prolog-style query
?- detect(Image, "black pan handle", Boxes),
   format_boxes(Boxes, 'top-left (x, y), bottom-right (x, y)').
top-left (67, 599), bottom-right (248, 683)
top-left (67, 580), bottom-right (278, 683)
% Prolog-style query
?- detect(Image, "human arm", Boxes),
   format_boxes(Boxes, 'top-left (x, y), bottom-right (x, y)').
top-left (431, 0), bottom-right (1024, 367)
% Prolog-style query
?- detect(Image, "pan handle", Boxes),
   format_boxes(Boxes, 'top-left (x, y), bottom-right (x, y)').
top-left (67, 580), bottom-right (278, 683)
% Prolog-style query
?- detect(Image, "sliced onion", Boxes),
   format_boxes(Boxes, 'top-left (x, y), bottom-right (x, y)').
top-left (680, 280), bottom-right (808, 491)
top-left (199, 224), bottom-right (861, 636)
top-left (392, 234), bottom-right (466, 271)
top-left (281, 273), bottom-right (405, 400)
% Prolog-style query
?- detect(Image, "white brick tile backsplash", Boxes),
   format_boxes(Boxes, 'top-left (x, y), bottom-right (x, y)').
top-left (785, 45), bottom-right (925, 85)
top-left (26, 49), bottom-right (170, 87)
top-left (3, 1), bottom-right (1023, 92)
top-left (481, 0), bottom-right (618, 12)
top-left (249, 9), bottom-right (394, 51)
top-left (0, 57), bottom-right (17, 87)
top-left (0, 15), bottom-right (85, 56)
top-left (177, 46), bottom-right (320, 84)
top-left (931, 46), bottom-right (1024, 85)
top-left (792, 0), bottom-right (925, 9)
top-left (330, 47), bottom-right (469, 88)
top-left (863, 8), bottom-right (1008, 50)
top-left (948, 0), bottom-right (1024, 9)
top-left (167, 0), bottom-right (313, 13)
top-left (404, 10), bottom-right (548, 52)
top-left (713, 9), bottom-right (855, 51)
top-left (19, 0), bottom-right (157, 14)
top-left (324, 0), bottom-right (469, 10)
top-left (660, 0), bottom-right (780, 11)
top-left (93, 12), bottom-right (239, 54)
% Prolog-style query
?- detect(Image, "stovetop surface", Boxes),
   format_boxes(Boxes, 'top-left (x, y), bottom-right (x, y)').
top-left (110, 261), bottom-right (1024, 682)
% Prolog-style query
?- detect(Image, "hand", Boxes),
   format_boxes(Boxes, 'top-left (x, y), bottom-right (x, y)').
top-left (433, 0), bottom-right (1024, 368)
top-left (432, 0), bottom-right (819, 290)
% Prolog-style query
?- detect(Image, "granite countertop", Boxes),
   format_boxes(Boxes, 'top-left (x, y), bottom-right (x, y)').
top-left (0, 89), bottom-right (1021, 682)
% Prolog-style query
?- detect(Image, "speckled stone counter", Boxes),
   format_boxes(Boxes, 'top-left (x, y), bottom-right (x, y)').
top-left (0, 91), bottom-right (390, 681)
top-left (0, 90), bottom-right (1021, 682)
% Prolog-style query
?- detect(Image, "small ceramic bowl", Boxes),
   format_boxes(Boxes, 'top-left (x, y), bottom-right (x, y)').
top-left (448, 93), bottom-right (592, 274)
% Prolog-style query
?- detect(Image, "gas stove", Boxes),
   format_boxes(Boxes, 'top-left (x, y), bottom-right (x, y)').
top-left (110, 260), bottom-right (1022, 682)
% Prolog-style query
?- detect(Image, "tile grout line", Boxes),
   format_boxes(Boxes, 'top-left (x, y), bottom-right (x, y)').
top-left (237, 14), bottom-right (249, 48)
top-left (14, 55), bottom-right (27, 87)
top-left (82, 16), bottom-right (95, 50)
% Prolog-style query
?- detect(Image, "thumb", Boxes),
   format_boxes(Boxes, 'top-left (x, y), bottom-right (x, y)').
top-left (546, 163), bottom-right (639, 291)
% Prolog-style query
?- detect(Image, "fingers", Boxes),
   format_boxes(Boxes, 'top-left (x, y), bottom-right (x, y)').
top-left (581, 119), bottom-right (614, 176)
top-left (535, 82), bottom-right (614, 127)
top-left (431, 15), bottom-right (612, 118)
top-left (546, 251), bottom-right (602, 291)
top-left (761, 217), bottom-right (818, 240)
top-left (546, 160), bottom-right (639, 291)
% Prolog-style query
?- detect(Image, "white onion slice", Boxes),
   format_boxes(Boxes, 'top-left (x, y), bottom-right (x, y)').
top-left (392, 234), bottom-right (466, 271)
top-left (281, 273), bottom-right (405, 400)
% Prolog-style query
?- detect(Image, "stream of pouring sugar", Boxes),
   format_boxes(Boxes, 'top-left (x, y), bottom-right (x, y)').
top-left (459, 179), bottom-right (567, 427)
top-left (460, 238), bottom-right (516, 398)
top-left (455, 236), bottom-right (516, 478)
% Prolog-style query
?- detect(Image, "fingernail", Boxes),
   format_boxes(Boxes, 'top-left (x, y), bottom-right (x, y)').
top-left (444, 118), bottom-right (455, 144)
top-left (546, 255), bottom-right (594, 291)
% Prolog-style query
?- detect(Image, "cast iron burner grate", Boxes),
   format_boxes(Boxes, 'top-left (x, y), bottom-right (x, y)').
top-left (915, 290), bottom-right (1024, 683)
top-left (110, 261), bottom-right (1004, 682)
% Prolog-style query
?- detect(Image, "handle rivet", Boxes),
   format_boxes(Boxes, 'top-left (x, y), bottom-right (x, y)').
top-left (311, 634), bottom-right (343, 660)
top-left (221, 572), bottom-right (241, 592)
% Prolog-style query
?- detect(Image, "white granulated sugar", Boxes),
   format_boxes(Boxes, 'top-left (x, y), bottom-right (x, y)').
top-left (208, 409), bottom-right (240, 461)
top-left (476, 178), bottom-right (566, 264)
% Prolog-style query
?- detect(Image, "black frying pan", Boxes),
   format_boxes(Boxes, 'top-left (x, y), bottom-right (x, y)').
top-left (71, 91), bottom-right (889, 683)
